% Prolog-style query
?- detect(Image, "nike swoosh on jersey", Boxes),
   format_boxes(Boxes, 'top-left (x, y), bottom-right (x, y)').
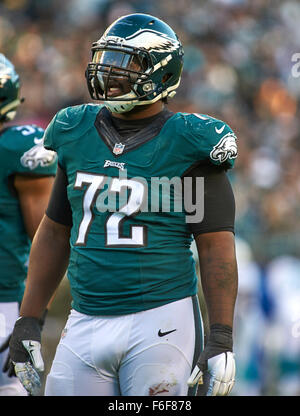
top-left (215, 125), bottom-right (225, 134)
top-left (158, 329), bottom-right (177, 337)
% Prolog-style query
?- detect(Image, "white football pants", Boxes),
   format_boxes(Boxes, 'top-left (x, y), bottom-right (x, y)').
top-left (45, 296), bottom-right (203, 396)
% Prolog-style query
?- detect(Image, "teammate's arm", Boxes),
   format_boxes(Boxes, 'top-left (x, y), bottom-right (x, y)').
top-left (14, 174), bottom-right (55, 240)
top-left (19, 215), bottom-right (71, 318)
top-left (14, 174), bottom-right (58, 311)
top-left (19, 164), bottom-right (72, 317)
top-left (14, 174), bottom-right (57, 318)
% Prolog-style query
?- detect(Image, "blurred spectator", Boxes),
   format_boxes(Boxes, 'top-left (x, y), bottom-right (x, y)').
top-left (263, 256), bottom-right (300, 396)
top-left (233, 237), bottom-right (267, 396)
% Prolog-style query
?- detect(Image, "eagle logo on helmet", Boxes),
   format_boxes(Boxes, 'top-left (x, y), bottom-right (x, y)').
top-left (104, 29), bottom-right (181, 53)
top-left (126, 29), bottom-right (180, 52)
top-left (210, 133), bottom-right (238, 163)
top-left (20, 138), bottom-right (57, 170)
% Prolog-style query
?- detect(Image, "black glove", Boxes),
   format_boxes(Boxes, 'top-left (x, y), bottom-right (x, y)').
top-left (8, 315), bottom-right (46, 396)
top-left (197, 323), bottom-right (233, 371)
top-left (0, 310), bottom-right (47, 377)
top-left (187, 324), bottom-right (235, 395)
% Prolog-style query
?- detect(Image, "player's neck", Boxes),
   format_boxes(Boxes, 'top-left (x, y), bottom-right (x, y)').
top-left (111, 100), bottom-right (165, 120)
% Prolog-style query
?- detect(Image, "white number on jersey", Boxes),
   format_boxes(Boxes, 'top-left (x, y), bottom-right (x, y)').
top-left (74, 172), bottom-right (146, 247)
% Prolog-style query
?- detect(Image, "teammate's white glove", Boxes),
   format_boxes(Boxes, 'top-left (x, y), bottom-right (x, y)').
top-left (187, 324), bottom-right (235, 396)
top-left (9, 317), bottom-right (45, 396)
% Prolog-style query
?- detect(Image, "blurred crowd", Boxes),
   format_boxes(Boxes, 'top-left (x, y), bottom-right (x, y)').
top-left (1, 0), bottom-right (300, 396)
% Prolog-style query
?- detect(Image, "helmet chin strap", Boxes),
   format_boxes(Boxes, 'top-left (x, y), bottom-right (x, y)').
top-left (103, 91), bottom-right (138, 114)
top-left (103, 91), bottom-right (162, 114)
top-left (103, 76), bottom-right (181, 114)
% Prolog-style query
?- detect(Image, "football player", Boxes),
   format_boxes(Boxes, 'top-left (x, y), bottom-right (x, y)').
top-left (0, 54), bottom-right (57, 395)
top-left (9, 14), bottom-right (238, 396)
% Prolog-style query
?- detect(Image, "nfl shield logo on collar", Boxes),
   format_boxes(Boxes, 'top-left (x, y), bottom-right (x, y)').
top-left (113, 143), bottom-right (125, 155)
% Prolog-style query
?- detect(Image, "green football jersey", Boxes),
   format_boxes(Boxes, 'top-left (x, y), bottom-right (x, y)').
top-left (44, 104), bottom-right (237, 315)
top-left (0, 124), bottom-right (57, 302)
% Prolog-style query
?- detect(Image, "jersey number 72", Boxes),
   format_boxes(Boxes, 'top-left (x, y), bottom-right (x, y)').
top-left (74, 172), bottom-right (147, 247)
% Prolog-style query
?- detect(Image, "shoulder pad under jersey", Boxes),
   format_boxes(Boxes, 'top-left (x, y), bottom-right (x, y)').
top-left (43, 104), bottom-right (103, 151)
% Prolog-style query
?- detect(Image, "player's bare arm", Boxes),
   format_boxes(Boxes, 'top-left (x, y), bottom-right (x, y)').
top-left (14, 175), bottom-right (55, 240)
top-left (15, 174), bottom-right (64, 318)
top-left (196, 231), bottom-right (238, 327)
top-left (20, 215), bottom-right (71, 318)
top-left (7, 216), bottom-right (70, 395)
top-left (188, 231), bottom-right (237, 395)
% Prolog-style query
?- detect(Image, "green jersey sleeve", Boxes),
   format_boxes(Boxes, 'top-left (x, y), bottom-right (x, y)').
top-left (43, 113), bottom-right (58, 152)
top-left (43, 108), bottom-right (73, 169)
top-left (187, 113), bottom-right (238, 169)
top-left (8, 124), bottom-right (57, 176)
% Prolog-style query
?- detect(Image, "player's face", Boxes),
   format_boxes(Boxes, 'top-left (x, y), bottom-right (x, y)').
top-left (93, 50), bottom-right (142, 98)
